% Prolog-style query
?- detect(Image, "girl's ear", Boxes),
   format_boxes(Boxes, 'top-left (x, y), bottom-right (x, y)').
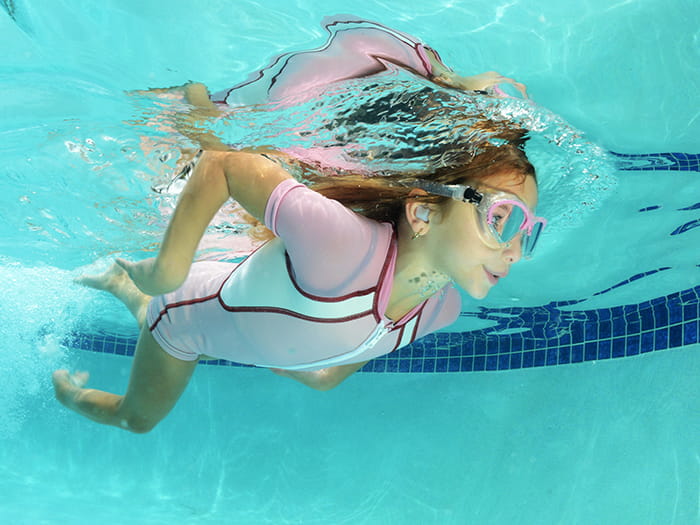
top-left (404, 189), bottom-right (433, 236)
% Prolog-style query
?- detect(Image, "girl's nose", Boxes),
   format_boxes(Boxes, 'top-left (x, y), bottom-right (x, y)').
top-left (502, 235), bottom-right (523, 264)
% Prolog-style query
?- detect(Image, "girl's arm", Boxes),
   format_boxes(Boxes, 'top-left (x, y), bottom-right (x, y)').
top-left (177, 83), bottom-right (230, 151)
top-left (271, 361), bottom-right (369, 391)
top-left (133, 82), bottom-right (229, 150)
top-left (118, 151), bottom-right (292, 295)
top-left (425, 48), bottom-right (529, 98)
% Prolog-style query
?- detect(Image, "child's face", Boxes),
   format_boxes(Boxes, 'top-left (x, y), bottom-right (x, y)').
top-left (429, 171), bottom-right (539, 299)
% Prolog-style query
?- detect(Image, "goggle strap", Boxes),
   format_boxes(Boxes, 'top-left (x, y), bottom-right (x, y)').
top-left (408, 180), bottom-right (483, 204)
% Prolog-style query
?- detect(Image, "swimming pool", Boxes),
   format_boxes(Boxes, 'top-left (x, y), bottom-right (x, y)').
top-left (1, 0), bottom-right (699, 523)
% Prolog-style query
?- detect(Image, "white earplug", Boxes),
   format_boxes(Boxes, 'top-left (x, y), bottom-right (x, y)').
top-left (416, 206), bottom-right (430, 223)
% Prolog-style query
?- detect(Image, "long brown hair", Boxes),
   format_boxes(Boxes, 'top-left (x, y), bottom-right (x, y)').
top-left (306, 127), bottom-right (535, 225)
top-left (240, 121), bottom-right (535, 243)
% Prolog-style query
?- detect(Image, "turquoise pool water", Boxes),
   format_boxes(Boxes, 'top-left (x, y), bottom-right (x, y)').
top-left (1, 1), bottom-right (699, 523)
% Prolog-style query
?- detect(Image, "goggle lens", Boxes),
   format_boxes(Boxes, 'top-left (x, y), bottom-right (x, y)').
top-left (484, 200), bottom-right (545, 258)
top-left (487, 203), bottom-right (527, 243)
top-left (521, 220), bottom-right (544, 258)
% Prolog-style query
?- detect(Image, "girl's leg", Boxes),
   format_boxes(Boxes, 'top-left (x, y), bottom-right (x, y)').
top-left (76, 262), bottom-right (150, 326)
top-left (52, 325), bottom-right (198, 433)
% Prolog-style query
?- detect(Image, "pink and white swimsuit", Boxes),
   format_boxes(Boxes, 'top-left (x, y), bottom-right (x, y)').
top-left (146, 179), bottom-right (461, 370)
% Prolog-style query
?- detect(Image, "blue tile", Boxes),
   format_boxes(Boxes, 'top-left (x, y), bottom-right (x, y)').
top-left (372, 360), bottom-right (386, 372)
top-left (436, 333), bottom-right (449, 345)
top-left (410, 360), bottom-right (424, 373)
top-left (584, 323), bottom-right (598, 341)
top-left (584, 342), bottom-right (598, 361)
top-left (612, 338), bottom-right (626, 358)
top-left (486, 339), bottom-right (499, 355)
top-left (684, 303), bottom-right (699, 321)
top-left (626, 320), bottom-right (641, 335)
top-left (637, 299), bottom-right (652, 312)
top-left (669, 301), bottom-right (683, 324)
top-left (626, 335), bottom-right (640, 356)
top-left (465, 343), bottom-right (477, 356)
top-left (497, 354), bottom-right (510, 370)
top-left (473, 356), bottom-right (486, 371)
top-left (641, 332), bottom-right (655, 353)
top-left (499, 337), bottom-right (512, 355)
top-left (669, 325), bottom-right (683, 348)
top-left (654, 329), bottom-right (668, 350)
top-left (396, 346), bottom-right (413, 358)
top-left (598, 321), bottom-right (612, 339)
top-left (684, 322), bottom-right (698, 345)
top-left (534, 350), bottom-right (546, 366)
top-left (448, 358), bottom-right (461, 372)
top-left (398, 360), bottom-right (411, 373)
top-left (571, 323), bottom-right (584, 344)
top-left (486, 355), bottom-right (498, 370)
top-left (436, 359), bottom-right (448, 372)
top-left (510, 337), bottom-right (523, 352)
top-left (386, 359), bottom-right (399, 372)
top-left (680, 289), bottom-right (698, 303)
top-left (572, 345), bottom-right (584, 363)
top-left (624, 304), bottom-right (638, 316)
top-left (654, 305), bottom-right (669, 327)
top-left (558, 333), bottom-right (572, 347)
top-left (546, 348), bottom-right (558, 366)
top-left (598, 340), bottom-right (612, 359)
top-left (558, 347), bottom-right (571, 364)
top-left (423, 358), bottom-right (435, 372)
top-left (640, 308), bottom-right (655, 331)
top-left (460, 356), bottom-right (474, 372)
top-left (510, 352), bottom-right (523, 369)
top-left (612, 316), bottom-right (626, 336)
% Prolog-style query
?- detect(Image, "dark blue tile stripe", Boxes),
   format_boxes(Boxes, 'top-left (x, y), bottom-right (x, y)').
top-left (67, 282), bottom-right (699, 373)
top-left (611, 152), bottom-right (700, 172)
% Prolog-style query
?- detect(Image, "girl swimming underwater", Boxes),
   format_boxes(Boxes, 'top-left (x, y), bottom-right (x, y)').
top-left (53, 17), bottom-right (545, 433)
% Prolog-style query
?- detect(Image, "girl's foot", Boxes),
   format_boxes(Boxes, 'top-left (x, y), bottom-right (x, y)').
top-left (75, 261), bottom-right (150, 325)
top-left (75, 262), bottom-right (129, 294)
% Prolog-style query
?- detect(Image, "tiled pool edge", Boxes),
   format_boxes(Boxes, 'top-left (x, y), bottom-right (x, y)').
top-left (612, 152), bottom-right (700, 172)
top-left (67, 282), bottom-right (699, 373)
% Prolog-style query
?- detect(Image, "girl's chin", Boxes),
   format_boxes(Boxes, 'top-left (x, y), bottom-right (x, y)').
top-left (460, 282), bottom-right (490, 300)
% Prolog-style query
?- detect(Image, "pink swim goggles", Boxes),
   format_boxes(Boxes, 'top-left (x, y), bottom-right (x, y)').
top-left (413, 180), bottom-right (547, 258)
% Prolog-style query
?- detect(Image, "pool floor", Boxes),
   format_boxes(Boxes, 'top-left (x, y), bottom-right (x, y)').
top-left (2, 343), bottom-right (698, 524)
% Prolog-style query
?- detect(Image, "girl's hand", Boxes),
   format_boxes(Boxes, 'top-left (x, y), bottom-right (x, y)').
top-left (436, 70), bottom-right (529, 99)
